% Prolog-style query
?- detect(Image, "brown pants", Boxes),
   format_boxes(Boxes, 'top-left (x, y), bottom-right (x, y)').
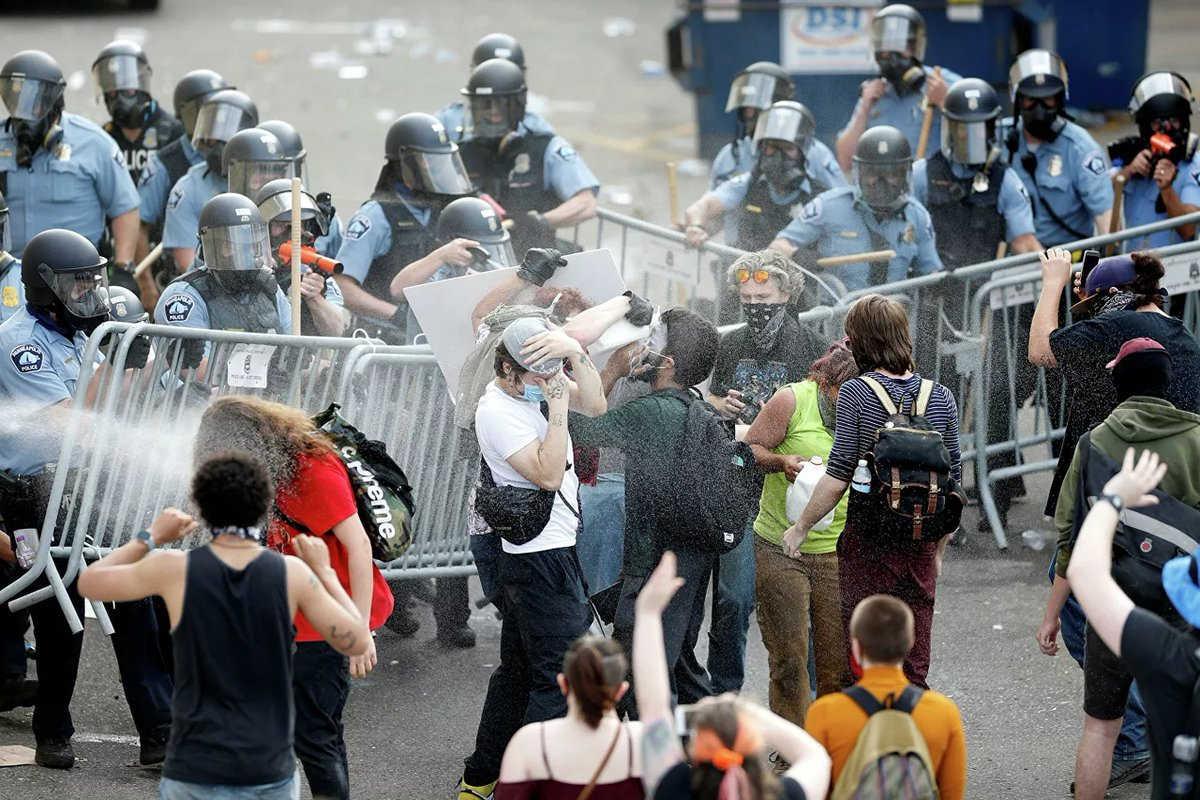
top-left (754, 536), bottom-right (851, 726)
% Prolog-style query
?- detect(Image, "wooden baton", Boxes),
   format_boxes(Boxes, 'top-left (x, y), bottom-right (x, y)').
top-left (815, 249), bottom-right (896, 267)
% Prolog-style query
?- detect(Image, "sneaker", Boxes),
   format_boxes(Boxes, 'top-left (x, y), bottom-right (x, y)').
top-left (139, 724), bottom-right (170, 766)
top-left (385, 606), bottom-right (420, 638)
top-left (455, 778), bottom-right (497, 800)
top-left (1068, 757), bottom-right (1150, 793)
top-left (0, 675), bottom-right (37, 712)
top-left (35, 737), bottom-right (75, 769)
top-left (438, 625), bottom-right (477, 649)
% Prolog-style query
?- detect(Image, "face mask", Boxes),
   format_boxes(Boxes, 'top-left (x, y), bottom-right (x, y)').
top-left (877, 54), bottom-right (924, 96)
top-left (742, 302), bottom-right (787, 334)
top-left (521, 382), bottom-right (545, 403)
top-left (107, 92), bottom-right (150, 129)
top-left (759, 150), bottom-right (806, 192)
top-left (11, 117), bottom-right (52, 167)
top-left (629, 351), bottom-right (666, 383)
top-left (204, 143), bottom-right (227, 176)
top-left (1020, 101), bottom-right (1064, 142)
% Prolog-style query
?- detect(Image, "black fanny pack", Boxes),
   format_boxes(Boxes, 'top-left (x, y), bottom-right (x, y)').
top-left (475, 459), bottom-right (580, 546)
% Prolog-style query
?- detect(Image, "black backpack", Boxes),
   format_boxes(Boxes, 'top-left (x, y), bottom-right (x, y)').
top-left (661, 389), bottom-right (760, 554)
top-left (860, 376), bottom-right (964, 543)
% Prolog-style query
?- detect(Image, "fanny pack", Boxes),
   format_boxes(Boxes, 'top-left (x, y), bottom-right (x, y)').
top-left (475, 459), bottom-right (580, 546)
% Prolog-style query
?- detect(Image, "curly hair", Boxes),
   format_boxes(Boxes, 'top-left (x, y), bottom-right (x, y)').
top-left (727, 250), bottom-right (805, 297)
top-left (1126, 252), bottom-right (1166, 310)
top-left (193, 396), bottom-right (335, 488)
top-left (808, 338), bottom-right (858, 395)
top-left (191, 451), bottom-right (273, 529)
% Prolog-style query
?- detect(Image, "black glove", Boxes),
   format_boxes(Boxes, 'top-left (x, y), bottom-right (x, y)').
top-left (623, 291), bottom-right (654, 326)
top-left (124, 334), bottom-right (152, 370)
top-left (516, 247), bottom-right (567, 287)
top-left (180, 337), bottom-right (206, 370)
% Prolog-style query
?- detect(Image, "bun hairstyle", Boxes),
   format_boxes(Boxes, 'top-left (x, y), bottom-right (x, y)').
top-left (562, 636), bottom-right (626, 729)
top-left (1127, 252), bottom-right (1166, 309)
top-left (689, 701), bottom-right (779, 800)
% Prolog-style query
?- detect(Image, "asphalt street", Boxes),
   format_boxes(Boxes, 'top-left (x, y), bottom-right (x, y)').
top-left (1, 1), bottom-right (1199, 798)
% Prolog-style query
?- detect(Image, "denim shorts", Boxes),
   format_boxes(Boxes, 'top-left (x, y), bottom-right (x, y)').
top-left (160, 770), bottom-right (299, 800)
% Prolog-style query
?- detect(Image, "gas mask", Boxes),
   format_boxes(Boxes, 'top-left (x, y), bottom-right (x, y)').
top-left (1019, 98), bottom-right (1066, 142)
top-left (10, 116), bottom-right (57, 168)
top-left (857, 163), bottom-right (911, 214)
top-left (105, 90), bottom-right (151, 129)
top-left (876, 53), bottom-right (925, 96)
top-left (742, 302), bottom-right (788, 334)
top-left (759, 148), bottom-right (806, 192)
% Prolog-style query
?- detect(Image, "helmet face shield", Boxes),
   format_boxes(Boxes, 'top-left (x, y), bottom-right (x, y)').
top-left (258, 189), bottom-right (326, 234)
top-left (856, 161), bottom-right (912, 212)
top-left (92, 54), bottom-right (150, 97)
top-left (201, 220), bottom-right (272, 272)
top-left (870, 15), bottom-right (925, 59)
top-left (227, 160), bottom-right (294, 200)
top-left (1010, 50), bottom-right (1068, 99)
top-left (37, 264), bottom-right (109, 320)
top-left (192, 102), bottom-right (248, 148)
top-left (469, 94), bottom-right (523, 139)
top-left (1130, 72), bottom-right (1195, 118)
top-left (942, 118), bottom-right (994, 165)
top-left (0, 75), bottom-right (64, 122)
top-left (753, 104), bottom-right (815, 148)
top-left (478, 238), bottom-right (518, 270)
top-left (399, 150), bottom-right (473, 196)
top-left (725, 72), bottom-right (782, 112)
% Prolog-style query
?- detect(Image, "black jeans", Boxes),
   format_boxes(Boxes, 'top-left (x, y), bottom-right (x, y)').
top-left (293, 641), bottom-right (351, 800)
top-left (108, 597), bottom-right (174, 739)
top-left (462, 546), bottom-right (591, 784)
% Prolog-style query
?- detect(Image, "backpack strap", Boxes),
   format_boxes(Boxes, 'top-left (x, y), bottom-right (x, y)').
top-left (914, 380), bottom-right (934, 417)
top-left (843, 685), bottom-right (885, 716)
top-left (889, 685), bottom-right (926, 714)
top-left (843, 684), bottom-right (925, 716)
top-left (859, 375), bottom-right (898, 416)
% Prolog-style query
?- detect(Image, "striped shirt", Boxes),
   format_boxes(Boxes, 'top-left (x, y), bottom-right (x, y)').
top-left (827, 372), bottom-right (962, 483)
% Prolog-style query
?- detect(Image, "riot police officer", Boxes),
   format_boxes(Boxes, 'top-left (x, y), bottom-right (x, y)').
top-left (161, 90), bottom-right (258, 273)
top-left (1004, 49), bottom-right (1113, 247)
top-left (1114, 71), bottom-right (1200, 251)
top-left (436, 32), bottom-right (554, 142)
top-left (334, 112), bottom-right (472, 341)
top-left (710, 61), bottom-right (796, 189)
top-left (0, 50), bottom-right (140, 282)
top-left (0, 229), bottom-right (169, 770)
top-left (0, 189), bottom-right (23, 323)
top-left (258, 119), bottom-right (344, 257)
top-left (223, 128), bottom-right (293, 201)
top-left (772, 125), bottom-right (943, 292)
top-left (684, 100), bottom-right (846, 252)
top-left (456, 58), bottom-right (600, 255)
top-left (254, 178), bottom-right (348, 337)
top-left (92, 40), bottom-right (184, 187)
top-left (836, 4), bottom-right (960, 172)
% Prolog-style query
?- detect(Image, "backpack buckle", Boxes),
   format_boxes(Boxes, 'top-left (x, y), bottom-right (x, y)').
top-left (927, 471), bottom-right (938, 514)
top-left (913, 507), bottom-right (923, 540)
top-left (890, 467), bottom-right (901, 510)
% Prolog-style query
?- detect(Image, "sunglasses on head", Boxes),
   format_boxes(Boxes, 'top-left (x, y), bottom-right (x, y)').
top-left (737, 268), bottom-right (773, 284)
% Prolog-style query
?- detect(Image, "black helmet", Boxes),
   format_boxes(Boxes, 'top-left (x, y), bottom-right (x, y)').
top-left (197, 193), bottom-right (273, 280)
top-left (725, 61), bottom-right (794, 113)
top-left (462, 58), bottom-right (527, 140)
top-left (173, 69), bottom-right (227, 138)
top-left (258, 119), bottom-right (306, 167)
top-left (191, 89), bottom-right (258, 149)
top-left (222, 128), bottom-right (293, 197)
top-left (941, 78), bottom-right (1002, 166)
top-left (1009, 49), bottom-right (1069, 101)
top-left (21, 229), bottom-right (110, 333)
top-left (0, 50), bottom-right (66, 123)
top-left (254, 178), bottom-right (329, 253)
top-left (436, 197), bottom-right (517, 269)
top-left (1129, 71), bottom-right (1195, 139)
top-left (0, 188), bottom-right (8, 254)
top-left (103, 285), bottom-right (147, 324)
top-left (870, 4), bottom-right (927, 60)
top-left (753, 100), bottom-right (816, 148)
top-left (471, 32), bottom-right (526, 71)
top-left (92, 40), bottom-right (153, 128)
top-left (384, 112), bottom-right (473, 196)
top-left (853, 126), bottom-right (912, 213)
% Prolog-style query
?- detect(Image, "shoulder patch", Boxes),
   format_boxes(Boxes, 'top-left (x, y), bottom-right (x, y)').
top-left (164, 294), bottom-right (195, 323)
top-left (1191, 169), bottom-right (1200, 189)
top-left (555, 144), bottom-right (578, 162)
top-left (10, 344), bottom-right (45, 374)
top-left (800, 197), bottom-right (822, 222)
top-left (167, 186), bottom-right (184, 210)
top-left (1083, 151), bottom-right (1107, 177)
top-left (345, 214), bottom-right (372, 241)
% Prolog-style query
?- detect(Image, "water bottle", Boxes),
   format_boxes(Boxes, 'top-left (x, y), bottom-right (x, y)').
top-left (1169, 735), bottom-right (1197, 799)
top-left (13, 528), bottom-right (38, 570)
top-left (851, 459), bottom-right (872, 494)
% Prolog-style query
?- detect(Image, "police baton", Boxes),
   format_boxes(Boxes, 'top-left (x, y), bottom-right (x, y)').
top-left (132, 243), bottom-right (163, 280)
top-left (815, 249), bottom-right (896, 267)
top-left (290, 177), bottom-right (303, 336)
top-left (1105, 174), bottom-right (1126, 257)
top-left (915, 66), bottom-right (942, 160)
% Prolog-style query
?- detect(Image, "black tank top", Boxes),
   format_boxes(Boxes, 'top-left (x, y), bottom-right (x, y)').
top-left (163, 546), bottom-right (296, 786)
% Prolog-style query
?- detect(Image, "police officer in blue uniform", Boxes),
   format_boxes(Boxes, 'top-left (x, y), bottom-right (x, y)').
top-left (161, 89), bottom-right (258, 273)
top-left (258, 119), bottom-right (345, 258)
top-left (685, 101), bottom-right (846, 252)
top-left (709, 61), bottom-right (796, 190)
top-left (334, 112), bottom-right (473, 342)
top-left (1112, 71), bottom-right (1200, 252)
top-left (0, 229), bottom-right (170, 770)
top-left (456, 58), bottom-right (600, 256)
top-left (436, 32), bottom-right (555, 143)
top-left (0, 50), bottom-right (141, 287)
top-left (836, 4), bottom-right (960, 173)
top-left (1003, 49), bottom-right (1113, 247)
top-left (0, 190), bottom-right (23, 323)
top-left (772, 125), bottom-right (943, 293)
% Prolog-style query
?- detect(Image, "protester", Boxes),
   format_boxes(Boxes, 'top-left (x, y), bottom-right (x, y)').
top-left (744, 340), bottom-right (857, 724)
top-left (77, 451), bottom-right (369, 799)
top-left (496, 636), bottom-right (644, 799)
top-left (633, 552), bottom-right (832, 800)
top-left (804, 595), bottom-right (966, 799)
top-left (193, 396), bottom-right (394, 800)
top-left (783, 294), bottom-right (962, 687)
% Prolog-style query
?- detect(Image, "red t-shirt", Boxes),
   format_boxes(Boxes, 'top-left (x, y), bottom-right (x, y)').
top-left (268, 449), bottom-right (394, 641)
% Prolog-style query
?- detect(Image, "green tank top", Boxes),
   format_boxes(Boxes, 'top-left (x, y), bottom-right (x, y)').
top-left (753, 381), bottom-right (848, 553)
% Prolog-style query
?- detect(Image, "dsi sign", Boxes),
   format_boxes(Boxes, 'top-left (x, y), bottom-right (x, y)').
top-left (780, 0), bottom-right (881, 74)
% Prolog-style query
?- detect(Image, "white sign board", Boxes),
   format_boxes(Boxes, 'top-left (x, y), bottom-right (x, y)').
top-left (405, 249), bottom-right (628, 398)
top-left (780, 1), bottom-right (881, 74)
top-left (226, 343), bottom-right (275, 389)
top-left (1160, 250), bottom-right (1200, 296)
top-left (641, 239), bottom-right (700, 287)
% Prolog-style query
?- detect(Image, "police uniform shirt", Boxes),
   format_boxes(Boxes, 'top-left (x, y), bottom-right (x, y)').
top-left (841, 66), bottom-right (963, 159)
top-left (710, 136), bottom-right (758, 189)
top-left (778, 185), bottom-right (943, 291)
top-left (0, 111), bottom-right (141, 257)
top-left (336, 185), bottom-right (435, 286)
top-left (1005, 119), bottom-right (1113, 247)
top-left (0, 306), bottom-right (99, 475)
top-left (1122, 148), bottom-right (1200, 251)
top-left (0, 257), bottom-right (23, 324)
top-left (435, 102), bottom-right (555, 143)
top-left (536, 134), bottom-right (600, 202)
top-left (105, 105), bottom-right (185, 186)
top-left (161, 160), bottom-right (226, 250)
top-left (154, 277), bottom-right (292, 333)
top-left (911, 157), bottom-right (1035, 241)
top-left (138, 137), bottom-right (202, 227)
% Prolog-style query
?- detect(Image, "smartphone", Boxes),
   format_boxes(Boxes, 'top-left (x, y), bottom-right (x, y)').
top-left (675, 704), bottom-right (700, 736)
top-left (1079, 249), bottom-right (1102, 290)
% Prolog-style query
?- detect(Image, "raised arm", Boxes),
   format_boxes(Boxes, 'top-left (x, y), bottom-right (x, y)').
top-left (634, 552), bottom-right (687, 794)
top-left (1028, 247), bottom-right (1072, 367)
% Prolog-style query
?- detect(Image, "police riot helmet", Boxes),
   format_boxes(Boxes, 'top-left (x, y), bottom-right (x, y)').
top-left (941, 78), bottom-right (1002, 166)
top-left (223, 128), bottom-right (294, 198)
top-left (384, 112), bottom-right (473, 196)
top-left (92, 40), bottom-right (153, 128)
top-left (870, 4), bottom-right (927, 60)
top-left (725, 62), bottom-right (794, 113)
top-left (1129, 71), bottom-right (1195, 139)
top-left (0, 50), bottom-right (66, 123)
top-left (753, 101), bottom-right (816, 149)
top-left (1009, 49), bottom-right (1069, 101)
top-left (192, 89), bottom-right (258, 151)
top-left (462, 58), bottom-right (528, 140)
top-left (436, 197), bottom-right (518, 269)
top-left (471, 33), bottom-right (526, 71)
top-left (173, 69), bottom-right (227, 138)
top-left (21, 229), bottom-right (110, 334)
top-left (0, 188), bottom-right (9, 255)
top-left (197, 193), bottom-right (273, 279)
top-left (254, 178), bottom-right (328, 252)
top-left (853, 125), bottom-right (912, 213)
top-left (103, 285), bottom-right (147, 324)
top-left (259, 119), bottom-right (306, 170)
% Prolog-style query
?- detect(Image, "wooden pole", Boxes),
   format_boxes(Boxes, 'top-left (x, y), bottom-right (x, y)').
top-left (289, 177), bottom-right (302, 336)
top-left (915, 66), bottom-right (942, 160)
top-left (815, 249), bottom-right (896, 267)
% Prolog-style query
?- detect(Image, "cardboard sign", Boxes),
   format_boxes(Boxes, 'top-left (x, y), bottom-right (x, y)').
top-left (780, 2), bottom-right (880, 74)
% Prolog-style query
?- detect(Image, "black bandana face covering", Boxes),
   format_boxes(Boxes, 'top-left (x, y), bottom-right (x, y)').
top-left (743, 302), bottom-right (787, 334)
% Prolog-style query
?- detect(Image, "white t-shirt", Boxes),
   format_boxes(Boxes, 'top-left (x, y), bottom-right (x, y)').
top-left (474, 382), bottom-right (580, 554)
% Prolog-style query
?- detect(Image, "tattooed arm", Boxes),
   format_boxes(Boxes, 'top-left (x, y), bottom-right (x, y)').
top-left (287, 535), bottom-right (369, 657)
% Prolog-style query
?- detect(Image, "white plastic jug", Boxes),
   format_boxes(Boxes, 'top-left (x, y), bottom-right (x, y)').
top-left (785, 456), bottom-right (835, 530)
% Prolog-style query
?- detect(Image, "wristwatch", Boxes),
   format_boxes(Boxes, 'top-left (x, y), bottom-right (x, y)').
top-left (1099, 494), bottom-right (1124, 512)
top-left (134, 529), bottom-right (157, 552)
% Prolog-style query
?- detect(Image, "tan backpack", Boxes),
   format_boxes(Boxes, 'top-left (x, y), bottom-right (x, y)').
top-left (831, 685), bottom-right (939, 800)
